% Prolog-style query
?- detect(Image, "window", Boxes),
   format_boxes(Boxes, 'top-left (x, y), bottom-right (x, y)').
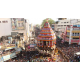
top-left (18, 23), bottom-right (20, 27)
top-left (64, 25), bottom-right (66, 26)
top-left (67, 22), bottom-right (69, 23)
top-left (64, 22), bottom-right (66, 23)
top-left (61, 22), bottom-right (63, 23)
top-left (2, 21), bottom-right (6, 23)
top-left (67, 32), bottom-right (70, 35)
top-left (72, 33), bottom-right (74, 36)
top-left (78, 33), bottom-right (79, 36)
top-left (2, 20), bottom-right (8, 23)
top-left (75, 33), bottom-right (77, 36)
top-left (0, 21), bottom-right (1, 23)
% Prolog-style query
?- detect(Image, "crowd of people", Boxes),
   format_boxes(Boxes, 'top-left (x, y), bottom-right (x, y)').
top-left (5, 49), bottom-right (64, 62)
top-left (6, 50), bottom-right (39, 62)
top-left (56, 36), bottom-right (80, 62)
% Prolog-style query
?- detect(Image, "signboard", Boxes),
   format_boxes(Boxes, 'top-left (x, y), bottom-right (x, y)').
top-left (70, 19), bottom-right (78, 24)
top-left (3, 55), bottom-right (10, 61)
top-left (10, 53), bottom-right (16, 59)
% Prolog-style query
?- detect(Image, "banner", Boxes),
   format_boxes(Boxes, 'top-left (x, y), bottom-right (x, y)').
top-left (10, 53), bottom-right (16, 59)
top-left (3, 55), bottom-right (10, 61)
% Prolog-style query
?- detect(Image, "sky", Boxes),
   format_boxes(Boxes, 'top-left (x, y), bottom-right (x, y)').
top-left (26, 18), bottom-right (58, 25)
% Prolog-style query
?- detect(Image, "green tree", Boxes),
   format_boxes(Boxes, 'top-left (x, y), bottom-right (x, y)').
top-left (41, 18), bottom-right (55, 27)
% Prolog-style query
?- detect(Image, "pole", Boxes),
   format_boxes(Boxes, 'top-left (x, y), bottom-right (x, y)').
top-left (69, 25), bottom-right (73, 45)
top-left (79, 33), bottom-right (80, 45)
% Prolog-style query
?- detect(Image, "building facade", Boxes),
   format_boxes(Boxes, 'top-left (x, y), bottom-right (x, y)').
top-left (55, 19), bottom-right (80, 38)
top-left (11, 18), bottom-right (30, 42)
top-left (0, 18), bottom-right (30, 43)
top-left (61, 25), bottom-right (80, 45)
top-left (0, 18), bottom-right (12, 37)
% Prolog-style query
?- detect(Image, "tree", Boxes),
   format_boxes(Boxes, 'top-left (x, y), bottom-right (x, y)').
top-left (41, 18), bottom-right (55, 27)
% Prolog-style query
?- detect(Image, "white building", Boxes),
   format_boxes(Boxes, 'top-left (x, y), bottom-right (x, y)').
top-left (55, 19), bottom-right (70, 32)
top-left (11, 18), bottom-right (30, 43)
top-left (0, 18), bottom-right (12, 37)
top-left (55, 18), bottom-right (80, 37)
top-left (0, 18), bottom-right (30, 43)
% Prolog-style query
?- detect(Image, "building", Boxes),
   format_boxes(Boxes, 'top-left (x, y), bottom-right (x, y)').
top-left (11, 18), bottom-right (30, 43)
top-left (0, 18), bottom-right (12, 37)
top-left (61, 24), bottom-right (80, 45)
top-left (0, 18), bottom-right (30, 44)
top-left (55, 19), bottom-right (70, 37)
top-left (55, 19), bottom-right (80, 38)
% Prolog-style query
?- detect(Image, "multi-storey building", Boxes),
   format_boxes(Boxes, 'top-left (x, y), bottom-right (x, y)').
top-left (11, 18), bottom-right (30, 42)
top-left (0, 18), bottom-right (12, 37)
top-left (55, 19), bottom-right (80, 38)
top-left (0, 18), bottom-right (30, 43)
top-left (62, 25), bottom-right (80, 45)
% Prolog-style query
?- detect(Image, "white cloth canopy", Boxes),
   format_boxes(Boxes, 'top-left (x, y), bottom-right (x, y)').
top-left (75, 52), bottom-right (80, 55)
